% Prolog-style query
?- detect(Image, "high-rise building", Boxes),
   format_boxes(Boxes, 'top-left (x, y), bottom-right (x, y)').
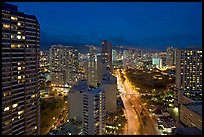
top-left (175, 49), bottom-right (202, 102)
top-left (96, 54), bottom-right (112, 84)
top-left (175, 48), bottom-right (202, 129)
top-left (166, 46), bottom-right (176, 67)
top-left (49, 45), bottom-right (79, 87)
top-left (85, 45), bottom-right (98, 87)
top-left (97, 48), bottom-right (117, 114)
top-left (101, 70), bottom-right (117, 114)
top-left (68, 80), bottom-right (105, 135)
top-left (112, 49), bottom-right (117, 62)
top-left (2, 3), bottom-right (40, 135)
top-left (152, 58), bottom-right (162, 68)
top-left (101, 40), bottom-right (112, 72)
top-left (39, 50), bottom-right (49, 73)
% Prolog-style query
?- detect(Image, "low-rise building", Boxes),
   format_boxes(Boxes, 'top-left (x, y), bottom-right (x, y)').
top-left (180, 102), bottom-right (202, 130)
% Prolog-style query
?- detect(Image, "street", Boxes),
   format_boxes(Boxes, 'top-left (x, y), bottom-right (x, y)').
top-left (116, 70), bottom-right (159, 135)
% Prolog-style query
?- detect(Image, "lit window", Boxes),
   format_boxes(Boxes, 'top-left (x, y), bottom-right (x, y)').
top-left (18, 67), bottom-right (21, 70)
top-left (18, 116), bottom-right (21, 119)
top-left (17, 35), bottom-right (21, 39)
top-left (31, 94), bottom-right (36, 98)
top-left (18, 76), bottom-right (21, 80)
top-left (3, 24), bottom-right (10, 28)
top-left (17, 31), bottom-right (22, 34)
top-left (4, 107), bottom-right (10, 111)
top-left (18, 110), bottom-right (24, 115)
top-left (3, 92), bottom-right (10, 97)
top-left (12, 103), bottom-right (18, 108)
top-left (11, 35), bottom-right (16, 39)
top-left (12, 118), bottom-right (15, 121)
top-left (4, 120), bottom-right (11, 125)
top-left (17, 22), bottom-right (21, 26)
top-left (11, 16), bottom-right (18, 20)
top-left (22, 36), bottom-right (25, 39)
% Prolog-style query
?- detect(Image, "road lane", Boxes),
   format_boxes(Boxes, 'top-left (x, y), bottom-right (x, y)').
top-left (117, 74), bottom-right (139, 135)
top-left (116, 70), bottom-right (160, 135)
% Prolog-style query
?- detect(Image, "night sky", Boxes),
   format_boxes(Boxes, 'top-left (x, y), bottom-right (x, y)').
top-left (9, 2), bottom-right (202, 51)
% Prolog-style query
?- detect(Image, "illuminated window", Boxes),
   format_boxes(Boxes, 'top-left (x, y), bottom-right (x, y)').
top-left (17, 22), bottom-right (21, 26)
top-left (4, 120), bottom-right (11, 126)
top-left (11, 35), bottom-right (16, 39)
top-left (18, 67), bottom-right (21, 70)
top-left (18, 76), bottom-right (21, 80)
top-left (12, 103), bottom-right (18, 108)
top-left (17, 44), bottom-right (22, 48)
top-left (3, 92), bottom-right (10, 97)
top-left (18, 110), bottom-right (24, 115)
top-left (31, 94), bottom-right (36, 98)
top-left (3, 24), bottom-right (10, 29)
top-left (22, 36), bottom-right (25, 39)
top-left (17, 35), bottom-right (21, 39)
top-left (4, 107), bottom-right (10, 111)
top-left (18, 116), bottom-right (21, 119)
top-left (11, 16), bottom-right (18, 20)
top-left (17, 31), bottom-right (22, 34)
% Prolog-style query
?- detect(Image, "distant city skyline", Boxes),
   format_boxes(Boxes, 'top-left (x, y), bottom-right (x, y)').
top-left (9, 2), bottom-right (202, 51)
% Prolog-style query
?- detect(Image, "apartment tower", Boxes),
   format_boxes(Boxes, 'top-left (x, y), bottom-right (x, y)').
top-left (101, 40), bottom-right (112, 72)
top-left (175, 48), bottom-right (202, 104)
top-left (49, 45), bottom-right (79, 87)
top-left (166, 46), bottom-right (177, 67)
top-left (68, 80), bottom-right (105, 135)
top-left (2, 3), bottom-right (40, 135)
top-left (85, 45), bottom-right (98, 87)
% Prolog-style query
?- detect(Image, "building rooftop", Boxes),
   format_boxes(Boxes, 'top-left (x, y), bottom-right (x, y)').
top-left (3, 3), bottom-right (39, 25)
top-left (172, 127), bottom-right (202, 135)
top-left (69, 80), bottom-right (102, 95)
top-left (50, 122), bottom-right (82, 135)
top-left (184, 101), bottom-right (202, 116)
top-left (183, 90), bottom-right (202, 101)
top-left (69, 80), bottom-right (89, 93)
top-left (101, 74), bottom-right (117, 84)
top-left (3, 2), bottom-right (18, 11)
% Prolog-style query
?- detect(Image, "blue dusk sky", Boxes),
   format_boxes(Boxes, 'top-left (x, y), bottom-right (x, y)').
top-left (9, 2), bottom-right (202, 51)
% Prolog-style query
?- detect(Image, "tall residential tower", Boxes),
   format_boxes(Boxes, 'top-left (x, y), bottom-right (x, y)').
top-left (49, 45), bottom-right (79, 87)
top-left (101, 40), bottom-right (112, 72)
top-left (2, 3), bottom-right (40, 135)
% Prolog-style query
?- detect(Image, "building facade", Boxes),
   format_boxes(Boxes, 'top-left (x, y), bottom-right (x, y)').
top-left (39, 50), bottom-right (49, 73)
top-left (101, 40), bottom-right (112, 72)
top-left (176, 49), bottom-right (202, 92)
top-left (175, 49), bottom-right (202, 129)
top-left (166, 46), bottom-right (177, 67)
top-left (152, 58), bottom-right (162, 68)
top-left (68, 80), bottom-right (105, 135)
top-left (85, 45), bottom-right (98, 87)
top-left (175, 49), bottom-right (202, 104)
top-left (49, 45), bottom-right (79, 87)
top-left (101, 72), bottom-right (117, 114)
top-left (180, 102), bottom-right (202, 130)
top-left (2, 3), bottom-right (40, 135)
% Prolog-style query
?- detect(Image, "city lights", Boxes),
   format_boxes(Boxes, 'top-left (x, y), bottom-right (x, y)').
top-left (2, 2), bottom-right (202, 136)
